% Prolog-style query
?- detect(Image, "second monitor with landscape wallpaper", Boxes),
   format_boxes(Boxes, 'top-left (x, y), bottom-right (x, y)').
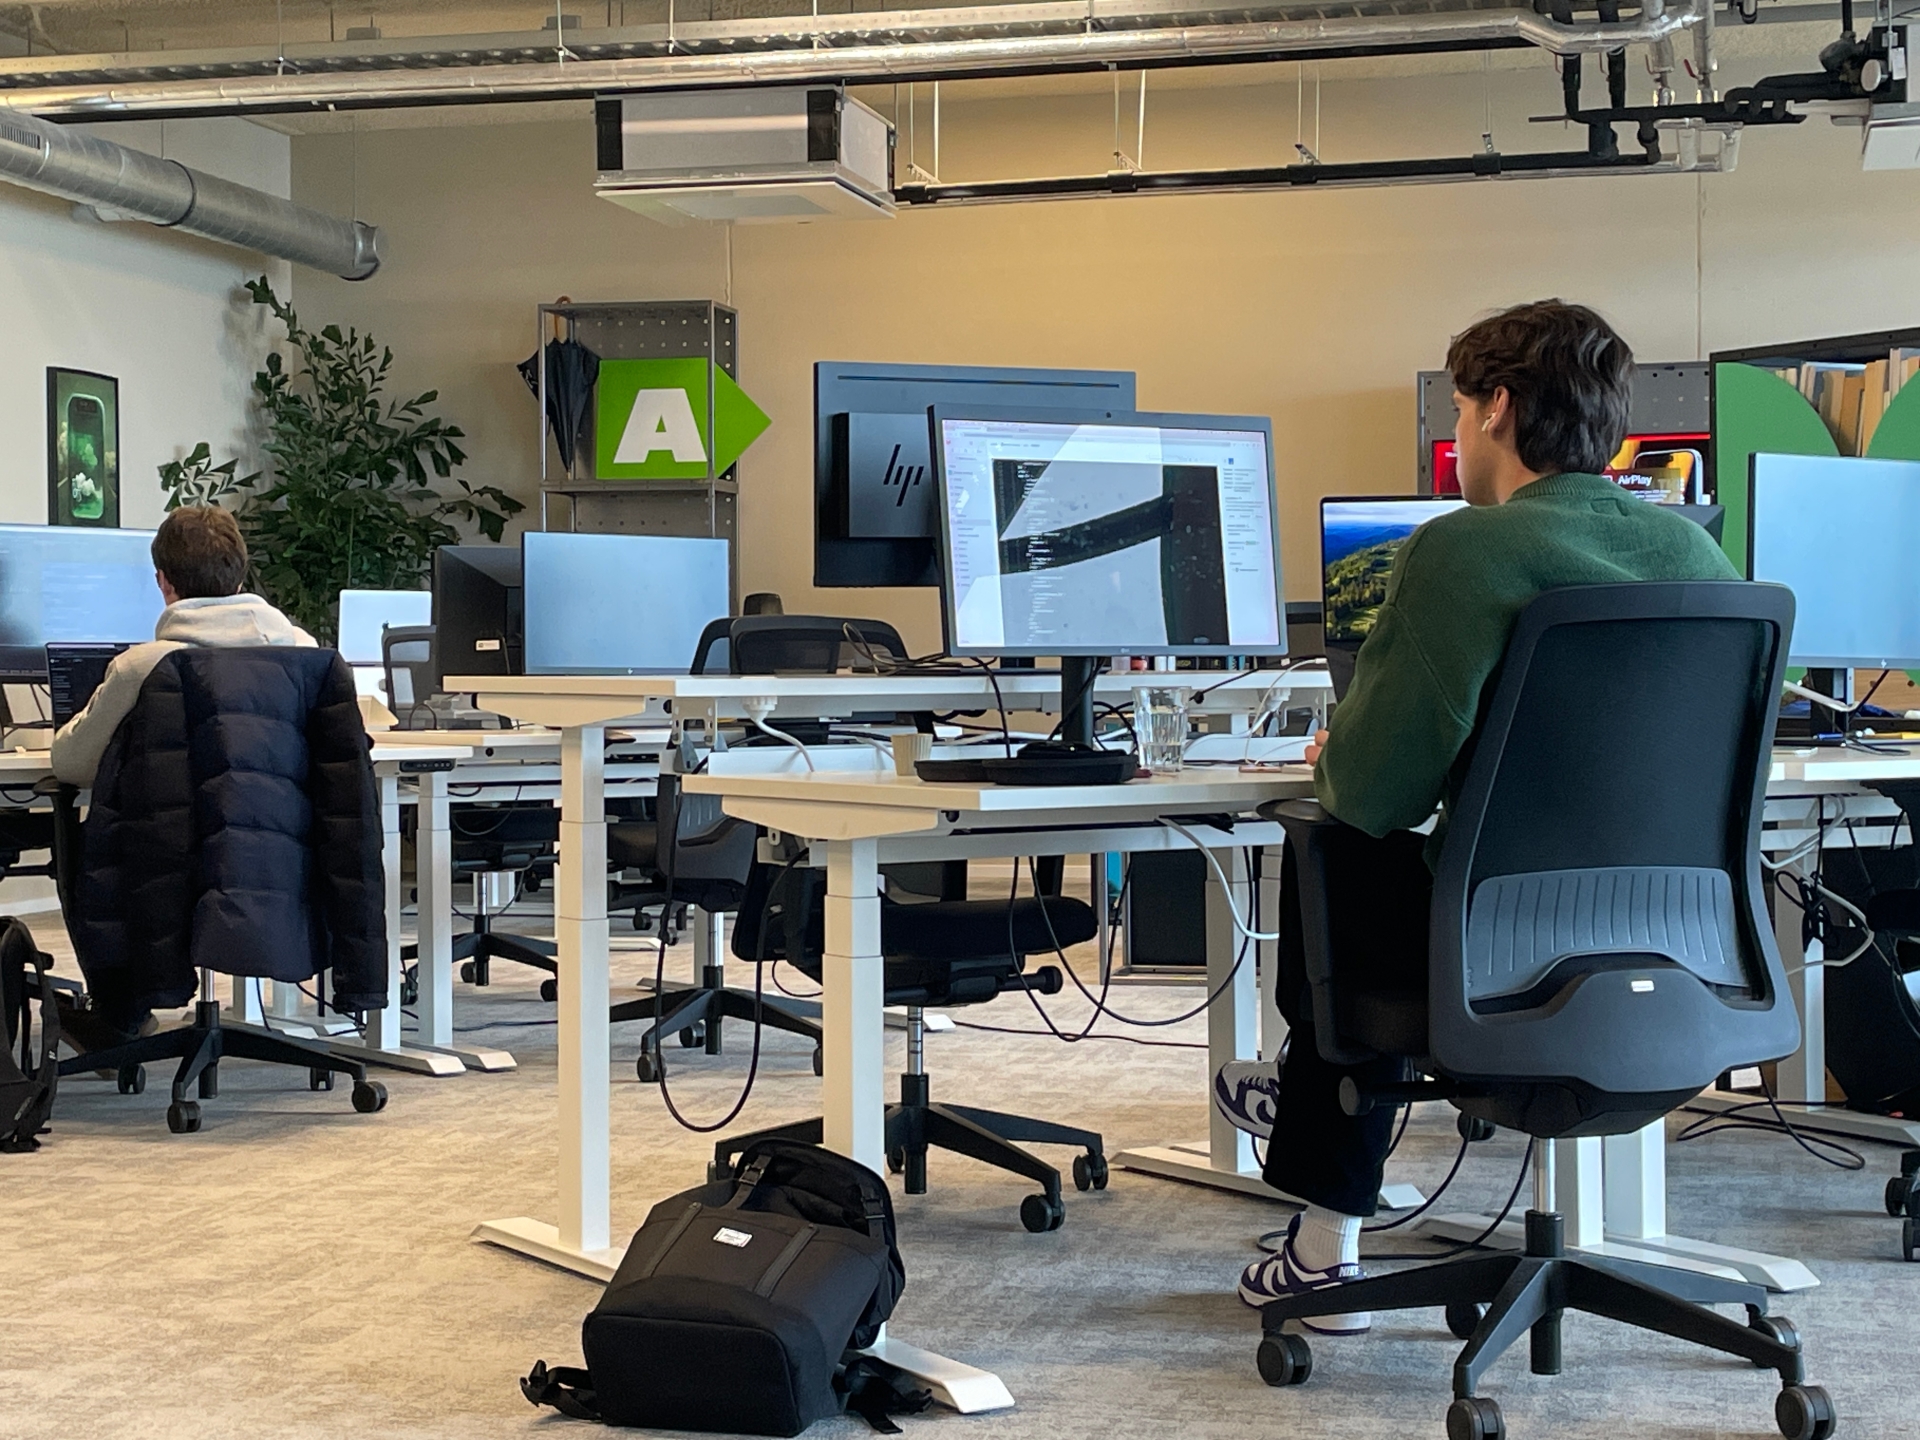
top-left (1320, 495), bottom-right (1467, 696)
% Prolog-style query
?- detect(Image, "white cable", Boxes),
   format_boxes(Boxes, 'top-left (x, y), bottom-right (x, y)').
top-left (748, 714), bottom-right (815, 772)
top-left (1157, 818), bottom-right (1280, 939)
top-left (1782, 681), bottom-right (1865, 714)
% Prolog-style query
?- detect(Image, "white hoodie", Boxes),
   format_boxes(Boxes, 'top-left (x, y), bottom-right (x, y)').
top-left (51, 593), bottom-right (317, 786)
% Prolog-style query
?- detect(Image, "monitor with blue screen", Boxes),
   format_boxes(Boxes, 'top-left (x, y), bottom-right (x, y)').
top-left (521, 532), bottom-right (731, 675)
top-left (0, 523), bottom-right (164, 680)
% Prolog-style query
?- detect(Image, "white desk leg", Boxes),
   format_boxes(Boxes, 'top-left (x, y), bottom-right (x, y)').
top-left (474, 726), bottom-right (622, 1279)
top-left (1604, 1122), bottom-right (1666, 1241)
top-left (1206, 845), bottom-right (1258, 1178)
top-left (1689, 847), bottom-right (1920, 1149)
top-left (822, 838), bottom-right (885, 1171)
top-left (326, 771), bottom-right (465, 1077)
top-left (1555, 1137), bottom-right (1605, 1249)
top-left (823, 835), bottom-right (1012, 1414)
top-left (1257, 845), bottom-right (1287, 1065)
top-left (415, 772), bottom-right (455, 1050)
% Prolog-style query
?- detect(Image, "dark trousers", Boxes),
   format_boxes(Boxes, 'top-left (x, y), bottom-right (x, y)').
top-left (1260, 829), bottom-right (1433, 1217)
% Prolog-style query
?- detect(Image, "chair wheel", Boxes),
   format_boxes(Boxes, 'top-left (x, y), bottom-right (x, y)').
top-left (1445, 1302), bottom-right (1485, 1340)
top-left (1457, 1114), bottom-right (1496, 1143)
top-left (1903, 1215), bottom-right (1916, 1262)
top-left (636, 1049), bottom-right (661, 1084)
top-left (1019, 1193), bottom-right (1065, 1233)
top-left (1886, 1175), bottom-right (1915, 1217)
top-left (1775, 1383), bottom-right (1836, 1440)
top-left (116, 1064), bottom-right (145, 1095)
top-left (309, 1067), bottom-right (335, 1092)
top-left (540, 978), bottom-right (558, 1002)
top-left (1072, 1153), bottom-right (1109, 1191)
top-left (678, 1023), bottom-right (705, 1048)
top-left (1748, 1314), bottom-right (1800, 1366)
top-left (459, 961), bottom-right (476, 985)
top-left (351, 1080), bottom-right (388, 1113)
top-left (1447, 1395), bottom-right (1505, 1440)
top-left (887, 1148), bottom-right (906, 1175)
top-left (1255, 1333), bottom-right (1312, 1387)
top-left (812, 1045), bottom-right (824, 1077)
top-left (166, 1100), bottom-right (201, 1134)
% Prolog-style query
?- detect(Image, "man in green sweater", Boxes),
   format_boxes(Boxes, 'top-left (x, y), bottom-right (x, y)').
top-left (1232, 300), bottom-right (1738, 1328)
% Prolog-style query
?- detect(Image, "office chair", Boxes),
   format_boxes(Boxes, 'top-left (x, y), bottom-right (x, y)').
top-left (1251, 583), bottom-right (1834, 1440)
top-left (381, 624), bottom-right (438, 730)
top-left (712, 855), bottom-right (1107, 1233)
top-left (51, 649), bottom-right (390, 1134)
top-left (608, 614), bottom-right (912, 1065)
top-left (742, 591), bottom-right (784, 616)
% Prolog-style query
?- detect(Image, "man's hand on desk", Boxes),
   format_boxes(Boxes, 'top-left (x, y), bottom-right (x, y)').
top-left (1303, 729), bottom-right (1329, 767)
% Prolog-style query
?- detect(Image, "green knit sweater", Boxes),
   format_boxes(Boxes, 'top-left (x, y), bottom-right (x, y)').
top-left (1316, 472), bottom-right (1739, 857)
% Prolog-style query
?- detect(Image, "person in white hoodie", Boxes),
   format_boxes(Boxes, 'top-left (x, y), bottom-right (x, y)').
top-left (51, 506), bottom-right (315, 787)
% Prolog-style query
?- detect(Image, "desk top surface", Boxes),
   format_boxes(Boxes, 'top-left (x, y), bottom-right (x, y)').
top-left (684, 764), bottom-right (1317, 817)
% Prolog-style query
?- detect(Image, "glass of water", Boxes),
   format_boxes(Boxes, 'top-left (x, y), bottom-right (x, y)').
top-left (1133, 685), bottom-right (1190, 772)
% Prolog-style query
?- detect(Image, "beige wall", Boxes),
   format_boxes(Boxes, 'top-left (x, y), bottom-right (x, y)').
top-left (291, 47), bottom-right (1920, 656)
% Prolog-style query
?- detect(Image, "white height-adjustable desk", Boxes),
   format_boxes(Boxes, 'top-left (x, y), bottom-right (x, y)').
top-left (451, 670), bottom-right (1311, 1412)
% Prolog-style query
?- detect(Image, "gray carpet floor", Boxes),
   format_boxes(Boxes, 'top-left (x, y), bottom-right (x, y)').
top-left (4, 912), bottom-right (1914, 1440)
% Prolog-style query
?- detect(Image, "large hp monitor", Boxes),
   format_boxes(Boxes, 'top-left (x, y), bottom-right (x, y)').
top-left (934, 407), bottom-right (1283, 741)
top-left (521, 532), bottom-right (730, 674)
top-left (816, 362), bottom-right (1136, 588)
top-left (432, 545), bottom-right (522, 689)
top-left (0, 524), bottom-right (163, 680)
top-left (1749, 452), bottom-right (1920, 669)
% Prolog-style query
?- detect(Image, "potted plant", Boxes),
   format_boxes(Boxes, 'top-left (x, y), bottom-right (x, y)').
top-left (160, 276), bottom-right (522, 642)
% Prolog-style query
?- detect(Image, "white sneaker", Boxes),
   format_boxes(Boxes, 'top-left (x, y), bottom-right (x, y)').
top-left (1236, 1214), bottom-right (1372, 1335)
top-left (1213, 1058), bottom-right (1280, 1141)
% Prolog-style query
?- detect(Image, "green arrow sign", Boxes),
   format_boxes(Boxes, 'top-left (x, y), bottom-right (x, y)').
top-left (594, 357), bottom-right (771, 480)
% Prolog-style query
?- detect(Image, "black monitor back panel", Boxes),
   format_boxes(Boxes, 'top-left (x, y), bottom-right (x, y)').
top-left (814, 361), bottom-right (1135, 588)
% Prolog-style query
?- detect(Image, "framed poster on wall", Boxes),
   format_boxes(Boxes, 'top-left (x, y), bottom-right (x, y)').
top-left (47, 367), bottom-right (120, 527)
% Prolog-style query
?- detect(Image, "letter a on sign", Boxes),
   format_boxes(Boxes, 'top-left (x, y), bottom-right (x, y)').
top-left (615, 388), bottom-right (708, 465)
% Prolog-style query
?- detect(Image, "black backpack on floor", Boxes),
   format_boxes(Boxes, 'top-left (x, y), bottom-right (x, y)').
top-left (0, 917), bottom-right (60, 1153)
top-left (524, 1139), bottom-right (926, 1436)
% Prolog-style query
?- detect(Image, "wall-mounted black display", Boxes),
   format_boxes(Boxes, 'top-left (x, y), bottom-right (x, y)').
top-left (47, 367), bottom-right (120, 528)
top-left (814, 361), bottom-right (1135, 588)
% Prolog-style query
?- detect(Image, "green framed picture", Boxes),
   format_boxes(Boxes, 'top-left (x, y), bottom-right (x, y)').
top-left (47, 367), bottom-right (120, 527)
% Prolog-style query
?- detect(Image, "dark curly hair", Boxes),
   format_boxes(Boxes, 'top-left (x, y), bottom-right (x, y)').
top-left (1446, 300), bottom-right (1634, 476)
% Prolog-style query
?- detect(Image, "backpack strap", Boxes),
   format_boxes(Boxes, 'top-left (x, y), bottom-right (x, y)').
top-left (634, 1202), bottom-right (705, 1280)
top-left (521, 1360), bottom-right (602, 1422)
top-left (726, 1153), bottom-right (775, 1209)
top-left (752, 1224), bottom-right (816, 1298)
top-left (838, 1356), bottom-right (933, 1435)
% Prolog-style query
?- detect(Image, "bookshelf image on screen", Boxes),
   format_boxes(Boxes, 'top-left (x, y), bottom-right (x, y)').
top-left (1321, 497), bottom-right (1466, 644)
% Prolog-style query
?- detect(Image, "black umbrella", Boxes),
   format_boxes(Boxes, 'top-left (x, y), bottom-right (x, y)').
top-left (518, 335), bottom-right (600, 476)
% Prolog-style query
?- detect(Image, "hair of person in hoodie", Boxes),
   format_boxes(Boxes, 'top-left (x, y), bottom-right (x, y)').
top-left (151, 506), bottom-right (248, 602)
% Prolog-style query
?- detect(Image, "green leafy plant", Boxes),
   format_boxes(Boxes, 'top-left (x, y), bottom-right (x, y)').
top-left (158, 276), bottom-right (523, 641)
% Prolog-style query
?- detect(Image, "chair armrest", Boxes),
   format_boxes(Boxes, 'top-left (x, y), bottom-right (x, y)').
top-left (1258, 797), bottom-right (1382, 1068)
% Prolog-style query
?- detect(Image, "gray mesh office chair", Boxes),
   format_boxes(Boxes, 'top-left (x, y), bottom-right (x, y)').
top-left (1254, 583), bottom-right (1834, 1440)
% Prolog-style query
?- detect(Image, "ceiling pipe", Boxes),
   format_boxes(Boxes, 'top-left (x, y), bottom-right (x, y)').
top-left (0, 3), bottom-right (1706, 122)
top-left (0, 108), bottom-right (379, 277)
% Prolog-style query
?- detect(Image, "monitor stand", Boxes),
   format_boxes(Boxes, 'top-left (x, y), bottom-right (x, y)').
top-left (1059, 655), bottom-right (1104, 749)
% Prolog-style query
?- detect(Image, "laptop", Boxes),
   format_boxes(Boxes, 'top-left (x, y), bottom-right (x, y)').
top-left (1319, 496), bottom-right (1466, 699)
top-left (46, 642), bottom-right (135, 727)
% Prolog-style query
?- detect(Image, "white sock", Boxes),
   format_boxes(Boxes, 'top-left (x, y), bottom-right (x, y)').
top-left (1293, 1205), bottom-right (1363, 1272)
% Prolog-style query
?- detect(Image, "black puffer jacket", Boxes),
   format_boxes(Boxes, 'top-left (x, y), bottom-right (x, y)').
top-left (71, 647), bottom-right (387, 1014)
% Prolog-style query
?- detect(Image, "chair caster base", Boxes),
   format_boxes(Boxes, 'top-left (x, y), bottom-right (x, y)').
top-left (1256, 1333), bottom-right (1312, 1387)
top-left (1019, 1193), bottom-right (1065, 1233)
top-left (1072, 1152), bottom-right (1108, 1192)
top-left (1445, 1302), bottom-right (1485, 1341)
top-left (539, 979), bottom-right (558, 1003)
top-left (636, 1049), bottom-right (661, 1084)
top-left (351, 1080), bottom-right (388, 1113)
top-left (166, 1100), bottom-right (201, 1134)
top-left (116, 1064), bottom-right (145, 1095)
top-left (310, 1067), bottom-right (335, 1092)
top-left (1775, 1384), bottom-right (1836, 1440)
top-left (1447, 1396), bottom-right (1505, 1440)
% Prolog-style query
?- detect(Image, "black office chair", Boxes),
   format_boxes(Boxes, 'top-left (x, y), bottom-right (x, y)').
top-left (381, 624), bottom-right (438, 730)
top-left (607, 614), bottom-right (913, 1063)
top-left (51, 647), bottom-right (389, 1133)
top-left (1252, 583), bottom-right (1834, 1440)
top-left (712, 855), bottom-right (1107, 1233)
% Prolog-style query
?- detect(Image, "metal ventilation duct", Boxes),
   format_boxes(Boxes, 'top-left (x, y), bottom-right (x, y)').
top-left (0, 109), bottom-right (379, 278)
top-left (0, 3), bottom-right (1705, 122)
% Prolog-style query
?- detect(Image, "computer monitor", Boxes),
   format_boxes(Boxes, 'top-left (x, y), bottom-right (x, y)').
top-left (933, 407), bottom-right (1283, 742)
top-left (1749, 452), bottom-right (1920, 669)
top-left (0, 524), bottom-right (163, 680)
top-left (815, 362), bottom-right (1136, 588)
top-left (432, 545), bottom-right (522, 689)
top-left (521, 532), bottom-right (731, 675)
top-left (1320, 496), bottom-right (1468, 698)
top-left (336, 589), bottom-right (433, 666)
top-left (46, 642), bottom-right (132, 727)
